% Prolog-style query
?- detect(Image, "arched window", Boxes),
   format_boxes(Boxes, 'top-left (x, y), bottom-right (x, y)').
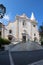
top-left (34, 33), bottom-right (36, 36)
top-left (8, 35), bottom-right (13, 40)
top-left (9, 29), bottom-right (12, 33)
top-left (33, 25), bottom-right (36, 27)
top-left (23, 20), bottom-right (26, 26)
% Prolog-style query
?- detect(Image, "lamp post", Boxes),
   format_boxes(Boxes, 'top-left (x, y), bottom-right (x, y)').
top-left (0, 4), bottom-right (6, 19)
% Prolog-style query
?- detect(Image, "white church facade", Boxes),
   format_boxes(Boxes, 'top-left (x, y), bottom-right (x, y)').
top-left (0, 13), bottom-right (39, 42)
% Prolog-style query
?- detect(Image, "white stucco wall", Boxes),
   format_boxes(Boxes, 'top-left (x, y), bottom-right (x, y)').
top-left (31, 21), bottom-right (39, 42)
top-left (26, 20), bottom-right (32, 40)
top-left (17, 17), bottom-right (32, 41)
top-left (4, 14), bottom-right (39, 42)
top-left (5, 21), bottom-right (17, 40)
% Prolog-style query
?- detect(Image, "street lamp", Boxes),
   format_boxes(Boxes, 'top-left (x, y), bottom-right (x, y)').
top-left (0, 4), bottom-right (6, 19)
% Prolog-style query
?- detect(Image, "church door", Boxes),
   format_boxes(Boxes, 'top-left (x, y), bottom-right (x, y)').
top-left (22, 36), bottom-right (26, 42)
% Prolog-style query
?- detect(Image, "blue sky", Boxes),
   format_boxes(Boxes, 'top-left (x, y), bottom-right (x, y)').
top-left (0, 0), bottom-right (43, 27)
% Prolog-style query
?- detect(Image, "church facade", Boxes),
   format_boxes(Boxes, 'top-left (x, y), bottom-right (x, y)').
top-left (0, 13), bottom-right (39, 42)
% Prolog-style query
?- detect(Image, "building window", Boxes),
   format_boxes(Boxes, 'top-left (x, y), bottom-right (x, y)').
top-left (33, 25), bottom-right (36, 27)
top-left (9, 30), bottom-right (12, 33)
top-left (23, 21), bottom-right (24, 25)
top-left (34, 33), bottom-right (36, 36)
top-left (23, 20), bottom-right (26, 26)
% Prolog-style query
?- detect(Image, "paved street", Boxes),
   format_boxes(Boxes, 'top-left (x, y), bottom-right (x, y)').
top-left (9, 41), bottom-right (43, 65)
top-left (28, 59), bottom-right (43, 65)
top-left (11, 50), bottom-right (43, 65)
top-left (10, 41), bottom-right (43, 51)
top-left (0, 51), bottom-right (10, 65)
top-left (0, 41), bottom-right (43, 65)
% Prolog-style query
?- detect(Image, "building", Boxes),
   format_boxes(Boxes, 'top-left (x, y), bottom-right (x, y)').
top-left (0, 22), bottom-right (5, 38)
top-left (0, 12), bottom-right (39, 42)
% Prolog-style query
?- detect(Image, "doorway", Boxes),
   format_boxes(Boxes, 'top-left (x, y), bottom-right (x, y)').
top-left (22, 36), bottom-right (26, 42)
top-left (34, 37), bottom-right (37, 42)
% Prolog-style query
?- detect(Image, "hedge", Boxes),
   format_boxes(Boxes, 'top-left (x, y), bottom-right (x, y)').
top-left (0, 37), bottom-right (10, 45)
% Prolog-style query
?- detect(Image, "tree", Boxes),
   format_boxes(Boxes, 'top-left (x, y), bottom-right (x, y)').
top-left (39, 22), bottom-right (43, 44)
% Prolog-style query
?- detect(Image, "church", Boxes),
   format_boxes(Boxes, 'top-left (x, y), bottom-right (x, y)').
top-left (0, 12), bottom-right (39, 42)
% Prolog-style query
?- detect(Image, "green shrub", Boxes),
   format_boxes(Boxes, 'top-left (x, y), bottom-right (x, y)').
top-left (0, 37), bottom-right (11, 49)
top-left (0, 37), bottom-right (10, 45)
